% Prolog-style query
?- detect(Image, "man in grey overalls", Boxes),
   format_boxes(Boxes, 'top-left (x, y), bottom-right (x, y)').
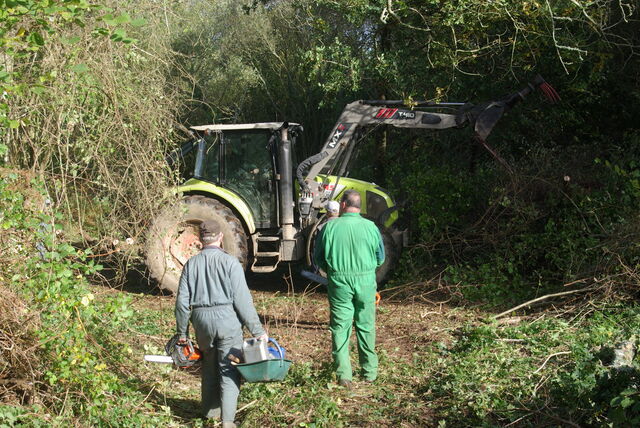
top-left (175, 220), bottom-right (267, 427)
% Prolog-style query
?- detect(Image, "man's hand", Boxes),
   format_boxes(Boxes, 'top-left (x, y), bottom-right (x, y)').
top-left (256, 333), bottom-right (269, 342)
top-left (177, 337), bottom-right (187, 344)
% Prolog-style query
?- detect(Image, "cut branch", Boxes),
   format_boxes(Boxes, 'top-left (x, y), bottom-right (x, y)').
top-left (533, 351), bottom-right (571, 374)
top-left (494, 286), bottom-right (596, 319)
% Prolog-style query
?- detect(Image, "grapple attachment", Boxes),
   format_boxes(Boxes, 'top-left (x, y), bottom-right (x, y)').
top-left (475, 75), bottom-right (560, 141)
top-left (531, 75), bottom-right (561, 103)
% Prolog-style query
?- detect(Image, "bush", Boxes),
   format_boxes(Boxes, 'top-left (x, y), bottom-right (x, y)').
top-left (422, 306), bottom-right (640, 426)
top-left (3, 1), bottom-right (185, 244)
top-left (0, 170), bottom-right (174, 426)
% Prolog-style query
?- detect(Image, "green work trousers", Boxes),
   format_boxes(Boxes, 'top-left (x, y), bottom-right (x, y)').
top-left (328, 272), bottom-right (378, 381)
top-left (191, 306), bottom-right (243, 422)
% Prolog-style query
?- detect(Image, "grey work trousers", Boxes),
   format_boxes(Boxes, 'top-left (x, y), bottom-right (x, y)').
top-left (191, 306), bottom-right (243, 422)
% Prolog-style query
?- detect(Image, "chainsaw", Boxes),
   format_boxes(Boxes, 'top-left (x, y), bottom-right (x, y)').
top-left (144, 334), bottom-right (202, 368)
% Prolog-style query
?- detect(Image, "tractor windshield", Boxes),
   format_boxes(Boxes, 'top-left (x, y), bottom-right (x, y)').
top-left (221, 130), bottom-right (276, 228)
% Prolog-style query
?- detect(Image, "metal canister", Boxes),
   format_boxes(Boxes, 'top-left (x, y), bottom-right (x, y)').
top-left (242, 337), bottom-right (269, 363)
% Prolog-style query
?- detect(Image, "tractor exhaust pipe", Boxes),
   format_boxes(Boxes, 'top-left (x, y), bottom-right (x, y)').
top-left (278, 123), bottom-right (295, 240)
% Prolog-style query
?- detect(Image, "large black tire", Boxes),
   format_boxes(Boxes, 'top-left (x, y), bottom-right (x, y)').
top-left (306, 221), bottom-right (400, 285)
top-left (145, 195), bottom-right (248, 294)
top-left (374, 228), bottom-right (400, 285)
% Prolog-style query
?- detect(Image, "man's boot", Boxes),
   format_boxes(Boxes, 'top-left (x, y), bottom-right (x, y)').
top-left (338, 379), bottom-right (352, 389)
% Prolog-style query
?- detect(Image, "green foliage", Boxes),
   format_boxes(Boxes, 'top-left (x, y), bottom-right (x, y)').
top-left (4, 171), bottom-right (637, 426)
top-left (385, 126), bottom-right (640, 304)
top-left (241, 361), bottom-right (345, 427)
top-left (390, 160), bottom-right (486, 240)
top-left (2, 0), bottom-right (184, 244)
top-left (0, 0), bottom-right (95, 129)
top-left (1, 0), bottom-right (639, 423)
top-left (168, 0), bottom-right (639, 307)
top-left (608, 384), bottom-right (640, 426)
top-left (1, 173), bottom-right (174, 426)
top-left (423, 306), bottom-right (640, 426)
top-left (0, 404), bottom-right (55, 427)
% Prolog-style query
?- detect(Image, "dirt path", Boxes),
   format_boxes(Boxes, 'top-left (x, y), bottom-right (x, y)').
top-left (124, 268), bottom-right (470, 367)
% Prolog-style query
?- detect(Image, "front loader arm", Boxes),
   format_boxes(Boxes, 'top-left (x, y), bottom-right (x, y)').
top-left (298, 75), bottom-right (559, 194)
top-left (299, 102), bottom-right (463, 191)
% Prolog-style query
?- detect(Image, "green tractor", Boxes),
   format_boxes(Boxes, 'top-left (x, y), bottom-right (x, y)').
top-left (145, 122), bottom-right (400, 293)
top-left (145, 76), bottom-right (559, 293)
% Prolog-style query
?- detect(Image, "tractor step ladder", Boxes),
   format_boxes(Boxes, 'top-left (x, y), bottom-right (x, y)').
top-left (251, 234), bottom-right (281, 273)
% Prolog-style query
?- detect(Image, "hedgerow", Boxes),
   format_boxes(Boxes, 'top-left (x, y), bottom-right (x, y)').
top-left (0, 171), bottom-right (176, 426)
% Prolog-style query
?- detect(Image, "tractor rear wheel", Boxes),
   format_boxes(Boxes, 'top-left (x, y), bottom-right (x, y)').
top-left (145, 195), bottom-right (248, 294)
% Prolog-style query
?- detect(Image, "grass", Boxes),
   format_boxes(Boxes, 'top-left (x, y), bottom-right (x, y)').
top-left (112, 286), bottom-right (444, 427)
top-left (43, 284), bottom-right (632, 427)
top-left (3, 275), bottom-right (638, 427)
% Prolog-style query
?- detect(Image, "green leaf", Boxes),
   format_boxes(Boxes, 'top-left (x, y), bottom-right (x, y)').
top-left (61, 36), bottom-right (81, 45)
top-left (130, 17), bottom-right (146, 27)
top-left (70, 63), bottom-right (89, 73)
top-left (0, 70), bottom-right (11, 82)
top-left (92, 27), bottom-right (109, 36)
top-left (102, 13), bottom-right (116, 25)
top-left (102, 12), bottom-right (133, 26)
top-left (27, 31), bottom-right (45, 47)
top-left (620, 396), bottom-right (635, 409)
top-left (114, 13), bottom-right (131, 24)
top-left (110, 28), bottom-right (126, 42)
top-left (30, 85), bottom-right (46, 95)
top-left (8, 119), bottom-right (20, 128)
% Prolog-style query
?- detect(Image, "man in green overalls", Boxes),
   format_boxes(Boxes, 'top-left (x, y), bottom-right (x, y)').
top-left (314, 190), bottom-right (385, 387)
top-left (175, 220), bottom-right (267, 427)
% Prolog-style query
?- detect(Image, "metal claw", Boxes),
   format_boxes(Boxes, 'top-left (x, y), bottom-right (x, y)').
top-left (539, 82), bottom-right (560, 103)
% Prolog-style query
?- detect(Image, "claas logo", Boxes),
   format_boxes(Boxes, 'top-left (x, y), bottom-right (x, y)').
top-left (375, 108), bottom-right (398, 119)
top-left (374, 109), bottom-right (416, 120)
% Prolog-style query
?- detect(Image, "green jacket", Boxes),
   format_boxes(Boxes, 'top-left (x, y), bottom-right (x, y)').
top-left (314, 212), bottom-right (385, 278)
top-left (175, 246), bottom-right (264, 339)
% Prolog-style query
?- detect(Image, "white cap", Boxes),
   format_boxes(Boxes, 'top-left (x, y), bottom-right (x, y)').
top-left (326, 200), bottom-right (340, 214)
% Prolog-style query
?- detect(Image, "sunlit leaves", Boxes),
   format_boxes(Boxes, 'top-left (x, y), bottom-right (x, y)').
top-left (0, 1), bottom-right (146, 130)
top-left (102, 12), bottom-right (131, 26)
top-left (70, 63), bottom-right (89, 73)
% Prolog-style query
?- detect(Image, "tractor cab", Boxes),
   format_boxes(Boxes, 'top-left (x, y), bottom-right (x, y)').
top-left (188, 123), bottom-right (302, 229)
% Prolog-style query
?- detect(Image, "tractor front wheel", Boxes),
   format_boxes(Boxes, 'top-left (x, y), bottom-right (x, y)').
top-left (145, 195), bottom-right (248, 294)
top-left (374, 228), bottom-right (399, 285)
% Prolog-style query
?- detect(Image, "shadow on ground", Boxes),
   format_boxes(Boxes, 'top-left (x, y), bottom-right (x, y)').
top-left (245, 262), bottom-right (325, 295)
top-left (90, 255), bottom-right (326, 299)
top-left (86, 252), bottom-right (170, 296)
top-left (162, 396), bottom-right (201, 420)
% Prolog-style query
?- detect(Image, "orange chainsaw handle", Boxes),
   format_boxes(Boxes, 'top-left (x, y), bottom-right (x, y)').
top-left (375, 292), bottom-right (381, 306)
top-left (182, 343), bottom-right (203, 361)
